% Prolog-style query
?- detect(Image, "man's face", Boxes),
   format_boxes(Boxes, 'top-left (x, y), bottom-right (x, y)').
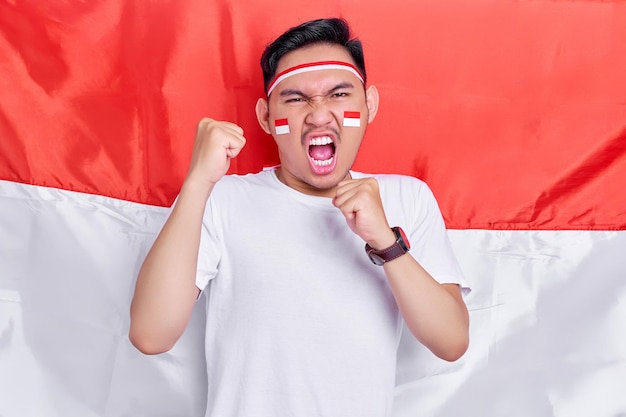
top-left (256, 43), bottom-right (378, 197)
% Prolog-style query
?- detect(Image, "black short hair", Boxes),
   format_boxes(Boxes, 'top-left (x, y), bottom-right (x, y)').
top-left (260, 18), bottom-right (367, 94)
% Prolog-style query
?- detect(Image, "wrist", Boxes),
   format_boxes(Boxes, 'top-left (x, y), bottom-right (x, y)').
top-left (366, 228), bottom-right (397, 251)
top-left (180, 176), bottom-right (215, 200)
top-left (365, 227), bottom-right (411, 266)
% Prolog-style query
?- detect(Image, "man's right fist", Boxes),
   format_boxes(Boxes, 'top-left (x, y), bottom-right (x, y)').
top-left (185, 118), bottom-right (247, 188)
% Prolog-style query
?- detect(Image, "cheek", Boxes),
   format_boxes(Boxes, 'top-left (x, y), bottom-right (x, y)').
top-left (342, 112), bottom-right (362, 127)
top-left (274, 133), bottom-right (304, 158)
top-left (331, 100), bottom-right (367, 124)
top-left (338, 130), bottom-right (364, 158)
top-left (273, 117), bottom-right (290, 135)
top-left (270, 109), bottom-right (305, 135)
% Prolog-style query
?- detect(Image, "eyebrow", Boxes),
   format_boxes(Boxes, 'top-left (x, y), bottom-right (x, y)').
top-left (278, 82), bottom-right (355, 97)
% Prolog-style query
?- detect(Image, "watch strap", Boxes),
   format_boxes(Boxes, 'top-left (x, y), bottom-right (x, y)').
top-left (365, 227), bottom-right (410, 265)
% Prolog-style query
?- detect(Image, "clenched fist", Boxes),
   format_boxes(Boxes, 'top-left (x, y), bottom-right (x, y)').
top-left (185, 118), bottom-right (247, 190)
top-left (332, 178), bottom-right (396, 250)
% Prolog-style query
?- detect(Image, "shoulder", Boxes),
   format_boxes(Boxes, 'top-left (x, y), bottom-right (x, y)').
top-left (212, 170), bottom-right (275, 194)
top-left (352, 171), bottom-right (443, 223)
top-left (352, 171), bottom-right (432, 197)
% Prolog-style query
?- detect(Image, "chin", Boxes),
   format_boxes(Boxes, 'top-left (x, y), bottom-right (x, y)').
top-left (310, 169), bottom-right (349, 189)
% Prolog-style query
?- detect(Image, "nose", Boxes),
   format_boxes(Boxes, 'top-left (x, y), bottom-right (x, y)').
top-left (304, 95), bottom-right (334, 127)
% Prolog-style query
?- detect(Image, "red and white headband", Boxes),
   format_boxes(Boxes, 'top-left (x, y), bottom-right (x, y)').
top-left (266, 60), bottom-right (364, 97)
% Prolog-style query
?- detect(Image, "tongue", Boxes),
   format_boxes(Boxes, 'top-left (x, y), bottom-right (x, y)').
top-left (309, 144), bottom-right (334, 161)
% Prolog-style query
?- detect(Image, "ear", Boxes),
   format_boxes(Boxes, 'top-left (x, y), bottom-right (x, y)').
top-left (255, 98), bottom-right (272, 134)
top-left (365, 85), bottom-right (379, 124)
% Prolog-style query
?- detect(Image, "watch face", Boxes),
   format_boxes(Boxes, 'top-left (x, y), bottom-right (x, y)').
top-left (365, 227), bottom-right (411, 265)
top-left (397, 227), bottom-right (411, 250)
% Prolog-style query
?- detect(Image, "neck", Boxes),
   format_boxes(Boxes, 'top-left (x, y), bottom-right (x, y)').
top-left (275, 167), bottom-right (351, 198)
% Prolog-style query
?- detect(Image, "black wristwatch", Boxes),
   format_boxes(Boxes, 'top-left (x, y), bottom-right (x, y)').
top-left (365, 227), bottom-right (411, 266)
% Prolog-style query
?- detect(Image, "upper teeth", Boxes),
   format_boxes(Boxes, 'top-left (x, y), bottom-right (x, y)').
top-left (310, 136), bottom-right (333, 146)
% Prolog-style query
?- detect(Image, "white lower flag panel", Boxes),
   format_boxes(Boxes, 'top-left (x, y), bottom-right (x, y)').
top-left (1, 180), bottom-right (625, 417)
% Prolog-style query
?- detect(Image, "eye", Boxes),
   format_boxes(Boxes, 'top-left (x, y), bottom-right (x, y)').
top-left (331, 92), bottom-right (349, 99)
top-left (285, 97), bottom-right (305, 104)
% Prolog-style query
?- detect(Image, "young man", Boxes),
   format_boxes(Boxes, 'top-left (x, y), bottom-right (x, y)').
top-left (130, 17), bottom-right (469, 417)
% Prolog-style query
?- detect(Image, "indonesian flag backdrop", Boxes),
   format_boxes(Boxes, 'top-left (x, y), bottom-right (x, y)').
top-left (1, 1), bottom-right (625, 416)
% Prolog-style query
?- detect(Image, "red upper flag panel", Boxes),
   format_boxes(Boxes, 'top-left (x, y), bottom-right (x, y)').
top-left (0, 1), bottom-right (624, 230)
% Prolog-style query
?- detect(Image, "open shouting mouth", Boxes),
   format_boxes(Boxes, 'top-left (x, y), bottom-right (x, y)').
top-left (307, 135), bottom-right (337, 174)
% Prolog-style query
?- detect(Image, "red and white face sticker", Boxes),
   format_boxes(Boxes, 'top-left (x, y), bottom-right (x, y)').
top-left (343, 111), bottom-right (360, 127)
top-left (274, 118), bottom-right (289, 135)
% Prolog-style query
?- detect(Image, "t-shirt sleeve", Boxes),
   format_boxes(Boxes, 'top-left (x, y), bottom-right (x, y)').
top-left (195, 196), bottom-right (221, 292)
top-left (409, 181), bottom-right (471, 296)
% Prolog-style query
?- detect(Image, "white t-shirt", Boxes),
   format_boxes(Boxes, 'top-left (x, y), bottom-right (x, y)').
top-left (195, 169), bottom-right (466, 417)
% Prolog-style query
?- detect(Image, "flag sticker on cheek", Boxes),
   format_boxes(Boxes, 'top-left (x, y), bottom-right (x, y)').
top-left (274, 118), bottom-right (290, 135)
top-left (343, 111), bottom-right (361, 127)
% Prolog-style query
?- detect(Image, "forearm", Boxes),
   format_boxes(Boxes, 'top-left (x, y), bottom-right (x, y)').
top-left (384, 254), bottom-right (469, 361)
top-left (129, 180), bottom-right (211, 354)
